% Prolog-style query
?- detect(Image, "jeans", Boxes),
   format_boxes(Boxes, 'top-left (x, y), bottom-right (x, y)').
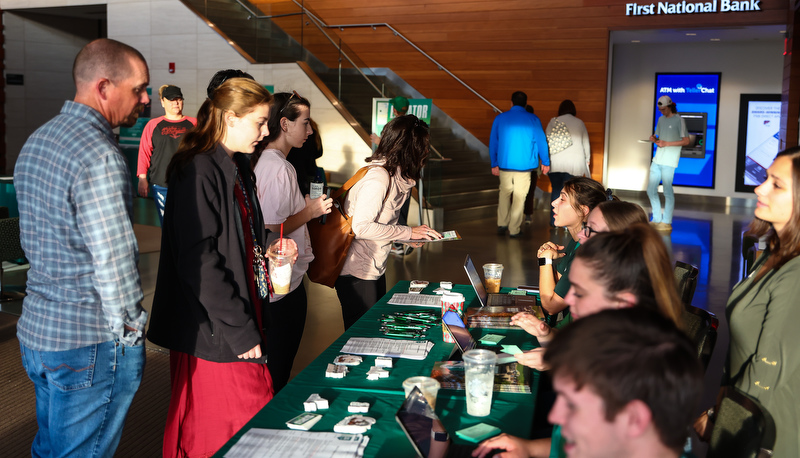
top-left (548, 172), bottom-right (574, 227)
top-left (20, 339), bottom-right (146, 458)
top-left (150, 183), bottom-right (168, 226)
top-left (646, 162), bottom-right (676, 224)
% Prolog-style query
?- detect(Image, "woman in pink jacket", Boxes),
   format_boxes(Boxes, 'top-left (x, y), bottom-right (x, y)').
top-left (335, 115), bottom-right (441, 329)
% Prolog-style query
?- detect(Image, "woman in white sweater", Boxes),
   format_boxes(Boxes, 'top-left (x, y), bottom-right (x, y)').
top-left (546, 100), bottom-right (591, 227)
top-left (336, 115), bottom-right (441, 329)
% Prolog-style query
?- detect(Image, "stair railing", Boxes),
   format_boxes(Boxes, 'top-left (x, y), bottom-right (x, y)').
top-left (234, 0), bottom-right (500, 114)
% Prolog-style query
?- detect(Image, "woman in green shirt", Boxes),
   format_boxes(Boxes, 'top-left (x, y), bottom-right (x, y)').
top-left (695, 147), bottom-right (800, 457)
top-left (536, 178), bottom-right (613, 320)
top-left (475, 223), bottom-right (683, 458)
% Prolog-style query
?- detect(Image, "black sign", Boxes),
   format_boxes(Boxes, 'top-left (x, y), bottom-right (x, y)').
top-left (6, 74), bottom-right (24, 85)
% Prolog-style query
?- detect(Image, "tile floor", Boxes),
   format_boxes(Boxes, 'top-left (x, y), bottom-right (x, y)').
top-left (1, 191), bottom-right (756, 456)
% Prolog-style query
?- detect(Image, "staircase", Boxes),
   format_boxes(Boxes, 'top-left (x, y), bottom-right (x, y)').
top-left (181, 0), bottom-right (499, 227)
top-left (316, 70), bottom-right (499, 226)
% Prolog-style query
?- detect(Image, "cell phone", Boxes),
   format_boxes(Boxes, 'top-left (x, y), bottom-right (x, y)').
top-left (320, 188), bottom-right (332, 224)
top-left (517, 285), bottom-right (540, 294)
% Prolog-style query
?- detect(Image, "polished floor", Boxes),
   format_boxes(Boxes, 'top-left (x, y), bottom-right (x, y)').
top-left (0, 191), bottom-right (755, 457)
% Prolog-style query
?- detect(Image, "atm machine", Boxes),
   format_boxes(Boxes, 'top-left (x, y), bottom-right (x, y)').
top-left (677, 112), bottom-right (707, 159)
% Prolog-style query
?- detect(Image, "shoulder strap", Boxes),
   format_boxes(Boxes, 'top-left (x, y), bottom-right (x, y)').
top-left (332, 165), bottom-right (381, 200)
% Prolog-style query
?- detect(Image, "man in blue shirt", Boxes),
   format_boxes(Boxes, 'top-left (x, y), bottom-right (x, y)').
top-left (15, 38), bottom-right (150, 458)
top-left (490, 91), bottom-right (550, 237)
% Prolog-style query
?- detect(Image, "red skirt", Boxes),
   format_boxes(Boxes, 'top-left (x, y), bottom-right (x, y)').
top-left (163, 351), bottom-right (274, 458)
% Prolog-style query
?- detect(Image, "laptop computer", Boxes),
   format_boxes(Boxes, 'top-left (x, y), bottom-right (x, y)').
top-left (442, 310), bottom-right (516, 364)
top-left (463, 255), bottom-right (537, 308)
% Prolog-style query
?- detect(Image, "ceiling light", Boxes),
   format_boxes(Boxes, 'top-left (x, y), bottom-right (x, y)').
top-left (632, 40), bottom-right (641, 43)
top-left (710, 38), bottom-right (721, 41)
top-left (686, 33), bottom-right (697, 36)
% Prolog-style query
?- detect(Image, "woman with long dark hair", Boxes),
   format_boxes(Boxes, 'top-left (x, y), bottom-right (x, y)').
top-left (250, 91), bottom-right (331, 392)
top-left (536, 177), bottom-right (614, 325)
top-left (148, 78), bottom-right (293, 457)
top-left (335, 115), bottom-right (441, 329)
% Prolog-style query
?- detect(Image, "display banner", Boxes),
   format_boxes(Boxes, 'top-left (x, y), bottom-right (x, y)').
top-left (735, 94), bottom-right (781, 192)
top-left (371, 98), bottom-right (433, 140)
top-left (653, 73), bottom-right (720, 188)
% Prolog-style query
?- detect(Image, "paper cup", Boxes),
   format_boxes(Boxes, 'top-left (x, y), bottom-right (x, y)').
top-left (441, 292), bottom-right (465, 343)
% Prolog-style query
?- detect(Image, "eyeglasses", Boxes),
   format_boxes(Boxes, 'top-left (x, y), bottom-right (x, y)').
top-left (581, 222), bottom-right (605, 239)
top-left (279, 90), bottom-right (301, 116)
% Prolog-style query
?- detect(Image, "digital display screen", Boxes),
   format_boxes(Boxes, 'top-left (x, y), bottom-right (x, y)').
top-left (735, 94), bottom-right (781, 192)
top-left (653, 73), bottom-right (721, 188)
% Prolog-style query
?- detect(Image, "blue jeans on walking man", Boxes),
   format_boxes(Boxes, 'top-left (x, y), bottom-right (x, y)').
top-left (20, 339), bottom-right (145, 458)
top-left (646, 162), bottom-right (675, 224)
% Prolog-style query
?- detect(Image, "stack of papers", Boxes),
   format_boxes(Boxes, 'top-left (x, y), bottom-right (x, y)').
top-left (395, 230), bottom-right (461, 244)
top-left (340, 337), bottom-right (434, 360)
top-left (386, 293), bottom-right (441, 307)
top-left (224, 429), bottom-right (368, 457)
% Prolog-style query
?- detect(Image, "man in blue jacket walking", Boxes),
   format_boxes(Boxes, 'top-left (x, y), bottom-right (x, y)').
top-left (490, 91), bottom-right (550, 237)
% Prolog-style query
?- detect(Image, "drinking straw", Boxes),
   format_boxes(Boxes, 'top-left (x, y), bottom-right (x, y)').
top-left (280, 223), bottom-right (284, 251)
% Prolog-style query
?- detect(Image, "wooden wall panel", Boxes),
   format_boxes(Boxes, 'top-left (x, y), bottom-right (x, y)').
top-left (256, 0), bottom-right (788, 180)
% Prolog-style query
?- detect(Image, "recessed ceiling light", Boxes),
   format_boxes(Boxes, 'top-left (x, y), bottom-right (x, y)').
top-left (710, 38), bottom-right (721, 41)
top-left (632, 40), bottom-right (641, 43)
top-left (686, 33), bottom-right (697, 36)
top-left (780, 30), bottom-right (786, 34)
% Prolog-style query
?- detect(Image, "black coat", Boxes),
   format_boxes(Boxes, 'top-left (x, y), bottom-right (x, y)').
top-left (148, 146), bottom-right (268, 363)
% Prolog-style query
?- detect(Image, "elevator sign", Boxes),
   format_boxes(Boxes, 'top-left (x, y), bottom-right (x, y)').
top-left (626, 0), bottom-right (761, 16)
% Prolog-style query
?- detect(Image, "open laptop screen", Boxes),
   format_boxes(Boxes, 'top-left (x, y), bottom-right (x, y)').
top-left (442, 310), bottom-right (476, 354)
top-left (463, 255), bottom-right (489, 307)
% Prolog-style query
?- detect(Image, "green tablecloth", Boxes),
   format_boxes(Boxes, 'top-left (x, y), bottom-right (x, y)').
top-left (214, 281), bottom-right (541, 457)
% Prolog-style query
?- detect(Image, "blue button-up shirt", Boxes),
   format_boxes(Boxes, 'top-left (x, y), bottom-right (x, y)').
top-left (15, 100), bottom-right (146, 351)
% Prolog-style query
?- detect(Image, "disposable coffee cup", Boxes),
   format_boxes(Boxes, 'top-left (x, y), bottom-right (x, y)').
top-left (267, 239), bottom-right (297, 295)
top-left (440, 292), bottom-right (465, 343)
top-left (402, 376), bottom-right (441, 409)
top-left (483, 263), bottom-right (504, 294)
top-left (462, 349), bottom-right (497, 417)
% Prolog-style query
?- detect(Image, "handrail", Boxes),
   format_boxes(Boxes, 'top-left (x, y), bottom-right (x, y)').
top-left (233, 0), bottom-right (446, 159)
top-left (235, 0), bottom-right (384, 97)
top-left (234, 0), bottom-right (501, 114)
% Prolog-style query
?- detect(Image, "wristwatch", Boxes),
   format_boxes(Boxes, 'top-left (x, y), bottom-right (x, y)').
top-left (432, 430), bottom-right (449, 442)
top-left (538, 257), bottom-right (552, 266)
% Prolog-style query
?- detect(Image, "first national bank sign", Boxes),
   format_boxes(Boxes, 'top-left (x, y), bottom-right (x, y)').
top-left (626, 0), bottom-right (760, 15)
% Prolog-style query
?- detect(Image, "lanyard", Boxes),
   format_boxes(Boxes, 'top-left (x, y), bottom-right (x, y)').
top-left (234, 166), bottom-right (272, 299)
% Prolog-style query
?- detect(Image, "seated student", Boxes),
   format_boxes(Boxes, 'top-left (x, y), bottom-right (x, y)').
top-left (514, 219), bottom-right (676, 370)
top-left (474, 308), bottom-right (703, 458)
top-left (536, 177), bottom-right (614, 323)
top-left (576, 200), bottom-right (648, 244)
top-left (484, 224), bottom-right (685, 457)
